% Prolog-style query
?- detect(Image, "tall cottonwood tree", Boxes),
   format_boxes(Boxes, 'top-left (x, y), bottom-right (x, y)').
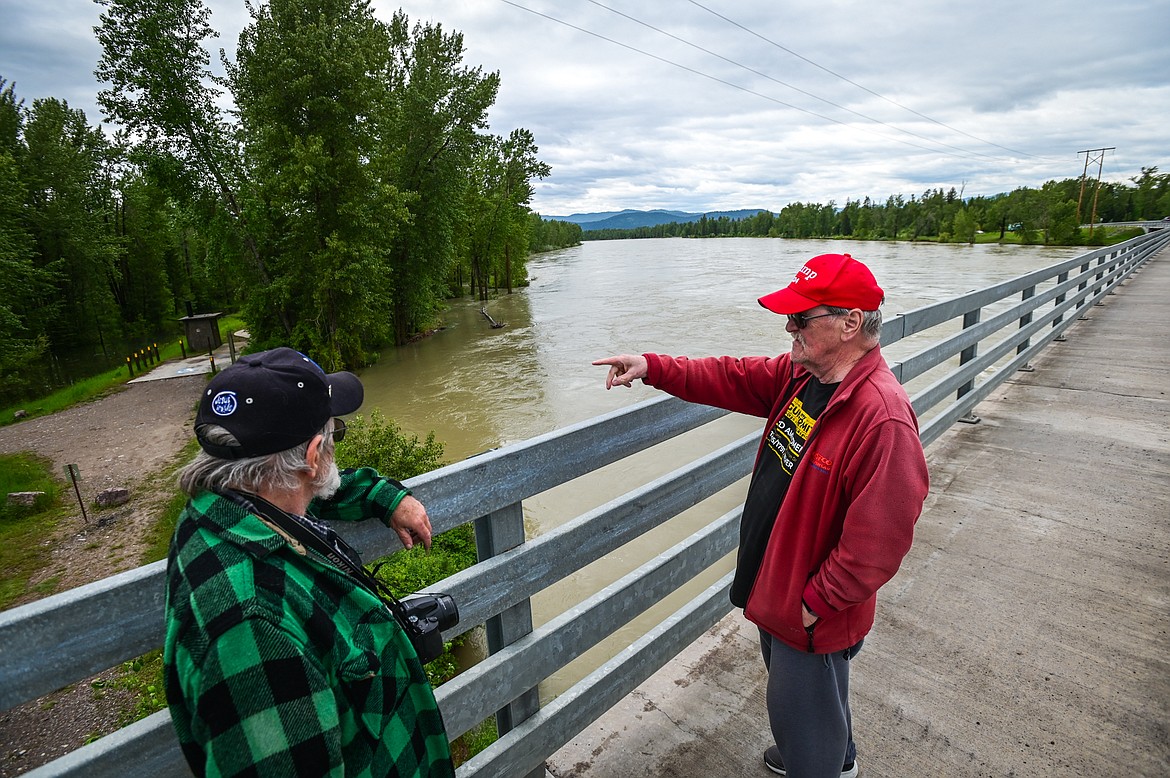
top-left (382, 14), bottom-right (500, 345)
top-left (464, 128), bottom-right (550, 299)
top-left (95, 0), bottom-right (262, 275)
top-left (226, 0), bottom-right (412, 368)
top-left (93, 0), bottom-right (542, 363)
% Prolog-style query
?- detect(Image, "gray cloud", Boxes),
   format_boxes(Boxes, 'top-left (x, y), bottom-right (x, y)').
top-left (2, 0), bottom-right (1166, 215)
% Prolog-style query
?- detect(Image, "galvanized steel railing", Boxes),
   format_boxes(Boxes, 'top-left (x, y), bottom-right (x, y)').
top-left (1, 228), bottom-right (1166, 777)
top-left (882, 229), bottom-right (1168, 446)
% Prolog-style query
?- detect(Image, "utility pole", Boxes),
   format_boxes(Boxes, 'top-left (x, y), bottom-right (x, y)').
top-left (1076, 147), bottom-right (1114, 236)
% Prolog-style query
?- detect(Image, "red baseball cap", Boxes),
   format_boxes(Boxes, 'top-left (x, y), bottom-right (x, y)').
top-left (758, 253), bottom-right (884, 314)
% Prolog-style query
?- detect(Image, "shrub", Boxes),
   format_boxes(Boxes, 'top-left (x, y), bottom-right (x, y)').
top-left (336, 408), bottom-right (446, 479)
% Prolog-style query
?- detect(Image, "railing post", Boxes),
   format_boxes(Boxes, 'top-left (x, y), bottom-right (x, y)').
top-left (1078, 260), bottom-right (1092, 319)
top-left (957, 308), bottom-right (981, 424)
top-left (1017, 285), bottom-right (1035, 371)
top-left (1093, 255), bottom-right (1108, 304)
top-left (1053, 271), bottom-right (1069, 341)
top-left (473, 502), bottom-right (542, 774)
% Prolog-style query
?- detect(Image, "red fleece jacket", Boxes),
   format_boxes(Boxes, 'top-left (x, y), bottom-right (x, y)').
top-left (644, 346), bottom-right (929, 653)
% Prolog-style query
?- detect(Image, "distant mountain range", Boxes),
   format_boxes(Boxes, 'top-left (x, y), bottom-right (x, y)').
top-left (543, 208), bottom-right (772, 231)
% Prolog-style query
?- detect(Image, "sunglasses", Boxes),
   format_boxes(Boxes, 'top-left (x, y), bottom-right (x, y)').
top-left (331, 417), bottom-right (347, 443)
top-left (786, 311), bottom-right (840, 329)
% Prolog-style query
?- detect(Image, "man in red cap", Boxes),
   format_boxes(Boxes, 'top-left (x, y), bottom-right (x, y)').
top-left (594, 253), bottom-right (929, 778)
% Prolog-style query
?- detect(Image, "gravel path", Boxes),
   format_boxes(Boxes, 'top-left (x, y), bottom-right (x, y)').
top-left (0, 376), bottom-right (206, 776)
top-left (0, 376), bottom-right (205, 504)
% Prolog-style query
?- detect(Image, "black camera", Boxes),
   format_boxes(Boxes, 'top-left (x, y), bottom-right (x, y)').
top-left (394, 593), bottom-right (459, 664)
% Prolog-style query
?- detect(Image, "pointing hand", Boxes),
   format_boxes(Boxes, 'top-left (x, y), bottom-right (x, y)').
top-left (592, 354), bottom-right (648, 389)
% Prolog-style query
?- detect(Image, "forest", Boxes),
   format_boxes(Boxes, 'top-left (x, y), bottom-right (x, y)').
top-left (0, 0), bottom-right (584, 407)
top-left (581, 170), bottom-right (1170, 243)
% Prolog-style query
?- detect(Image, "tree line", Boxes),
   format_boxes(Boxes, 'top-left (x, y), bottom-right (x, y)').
top-left (582, 169), bottom-right (1170, 243)
top-left (0, 0), bottom-right (583, 406)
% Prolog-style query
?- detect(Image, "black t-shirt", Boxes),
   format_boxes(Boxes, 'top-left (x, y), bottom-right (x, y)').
top-left (729, 375), bottom-right (839, 607)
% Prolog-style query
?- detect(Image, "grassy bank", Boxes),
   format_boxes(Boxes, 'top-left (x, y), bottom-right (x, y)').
top-left (0, 452), bottom-right (65, 610)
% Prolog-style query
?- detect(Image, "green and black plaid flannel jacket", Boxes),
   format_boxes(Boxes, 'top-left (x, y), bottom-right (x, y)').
top-left (164, 467), bottom-right (454, 777)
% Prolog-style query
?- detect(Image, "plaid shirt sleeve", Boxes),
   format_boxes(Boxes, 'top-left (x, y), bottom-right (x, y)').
top-left (312, 467), bottom-right (410, 526)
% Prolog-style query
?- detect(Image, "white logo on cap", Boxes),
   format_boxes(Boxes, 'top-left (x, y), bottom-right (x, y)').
top-left (795, 265), bottom-right (817, 283)
top-left (210, 391), bottom-right (238, 416)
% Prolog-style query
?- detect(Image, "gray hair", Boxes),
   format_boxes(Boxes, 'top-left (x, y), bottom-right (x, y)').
top-left (178, 420), bottom-right (336, 497)
top-left (825, 305), bottom-right (882, 342)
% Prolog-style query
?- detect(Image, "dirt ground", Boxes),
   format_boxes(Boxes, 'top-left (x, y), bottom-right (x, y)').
top-left (0, 376), bottom-right (206, 776)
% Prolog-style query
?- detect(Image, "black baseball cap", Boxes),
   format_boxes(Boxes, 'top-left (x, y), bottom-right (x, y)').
top-left (194, 347), bottom-right (364, 459)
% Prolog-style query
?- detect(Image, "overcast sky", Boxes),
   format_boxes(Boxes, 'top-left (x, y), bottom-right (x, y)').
top-left (1, 0), bottom-right (1167, 216)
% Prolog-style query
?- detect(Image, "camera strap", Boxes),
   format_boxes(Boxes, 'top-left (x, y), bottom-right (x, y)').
top-left (217, 488), bottom-right (406, 612)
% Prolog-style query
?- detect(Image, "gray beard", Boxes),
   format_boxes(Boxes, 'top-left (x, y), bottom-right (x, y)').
top-left (313, 459), bottom-right (342, 500)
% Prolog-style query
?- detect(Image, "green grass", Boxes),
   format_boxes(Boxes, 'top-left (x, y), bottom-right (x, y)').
top-left (92, 649), bottom-right (168, 726)
top-left (0, 452), bottom-right (65, 610)
top-left (0, 368), bottom-right (134, 428)
top-left (450, 717), bottom-right (499, 768)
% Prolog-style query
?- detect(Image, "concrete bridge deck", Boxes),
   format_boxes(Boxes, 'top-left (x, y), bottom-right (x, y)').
top-left (546, 253), bottom-right (1170, 776)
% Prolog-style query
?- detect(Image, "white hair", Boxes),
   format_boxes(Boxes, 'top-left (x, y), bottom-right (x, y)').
top-left (178, 420), bottom-right (337, 497)
top-left (825, 305), bottom-right (883, 342)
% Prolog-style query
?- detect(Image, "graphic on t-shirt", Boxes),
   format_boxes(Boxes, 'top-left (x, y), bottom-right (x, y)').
top-left (765, 396), bottom-right (817, 475)
top-left (731, 377), bottom-right (836, 608)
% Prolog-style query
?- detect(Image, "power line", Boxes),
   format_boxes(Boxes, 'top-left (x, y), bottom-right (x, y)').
top-left (495, 0), bottom-right (1002, 161)
top-left (582, 0), bottom-right (1003, 162)
top-left (685, 0), bottom-right (1042, 160)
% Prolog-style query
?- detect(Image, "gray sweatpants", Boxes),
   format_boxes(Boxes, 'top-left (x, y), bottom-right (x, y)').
top-left (759, 628), bottom-right (862, 777)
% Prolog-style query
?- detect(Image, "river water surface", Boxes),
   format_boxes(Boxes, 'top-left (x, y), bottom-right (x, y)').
top-left (356, 237), bottom-right (1085, 696)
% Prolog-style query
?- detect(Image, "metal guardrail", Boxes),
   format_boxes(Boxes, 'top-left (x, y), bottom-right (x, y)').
top-left (1, 228), bottom-right (1166, 777)
top-left (1082, 219), bottom-right (1169, 231)
top-left (881, 228), bottom-right (1169, 446)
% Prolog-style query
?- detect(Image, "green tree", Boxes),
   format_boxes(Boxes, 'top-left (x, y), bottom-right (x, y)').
top-left (952, 207), bottom-right (977, 244)
top-left (912, 188), bottom-right (946, 239)
top-left (383, 14), bottom-right (500, 344)
top-left (226, 0), bottom-right (412, 369)
top-left (22, 98), bottom-right (122, 355)
top-left (464, 128), bottom-right (550, 299)
top-left (1046, 199), bottom-right (1081, 245)
top-left (95, 0), bottom-right (262, 273)
top-left (1130, 167), bottom-right (1165, 219)
top-left (112, 170), bottom-right (181, 334)
top-left (94, 0), bottom-right (552, 364)
top-left (0, 152), bottom-right (50, 403)
top-left (528, 214), bottom-right (582, 252)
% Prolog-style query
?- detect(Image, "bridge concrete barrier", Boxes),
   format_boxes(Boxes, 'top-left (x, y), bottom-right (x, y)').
top-left (546, 250), bottom-right (1170, 776)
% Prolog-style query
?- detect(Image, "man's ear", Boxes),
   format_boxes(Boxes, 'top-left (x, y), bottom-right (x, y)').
top-left (841, 309), bottom-right (864, 339)
top-left (304, 434), bottom-right (326, 475)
